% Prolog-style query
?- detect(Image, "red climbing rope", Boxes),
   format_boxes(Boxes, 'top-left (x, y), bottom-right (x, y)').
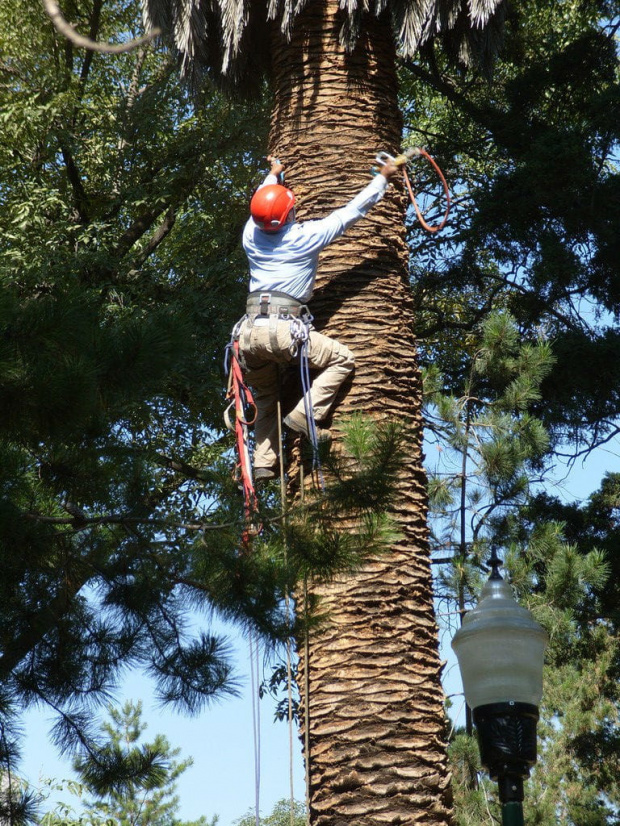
top-left (375, 147), bottom-right (451, 233)
top-left (225, 338), bottom-right (259, 544)
top-left (402, 147), bottom-right (451, 234)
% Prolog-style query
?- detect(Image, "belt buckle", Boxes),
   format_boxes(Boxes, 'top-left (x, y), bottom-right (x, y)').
top-left (259, 293), bottom-right (271, 316)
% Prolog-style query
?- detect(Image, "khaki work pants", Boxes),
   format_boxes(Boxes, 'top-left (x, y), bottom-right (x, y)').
top-left (239, 316), bottom-right (354, 470)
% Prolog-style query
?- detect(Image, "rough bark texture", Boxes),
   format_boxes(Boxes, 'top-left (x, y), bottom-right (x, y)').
top-left (269, 2), bottom-right (453, 824)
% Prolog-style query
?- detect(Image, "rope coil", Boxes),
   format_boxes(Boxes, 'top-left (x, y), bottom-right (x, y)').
top-left (376, 147), bottom-right (451, 233)
top-left (401, 147), bottom-right (451, 233)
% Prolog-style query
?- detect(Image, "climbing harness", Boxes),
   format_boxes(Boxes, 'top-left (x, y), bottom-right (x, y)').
top-left (232, 292), bottom-right (327, 491)
top-left (224, 321), bottom-right (259, 544)
top-left (375, 147), bottom-right (451, 233)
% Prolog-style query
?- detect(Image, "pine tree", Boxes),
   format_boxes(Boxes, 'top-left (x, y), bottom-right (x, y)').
top-left (38, 702), bottom-right (220, 826)
top-left (425, 310), bottom-right (554, 615)
top-left (423, 312), bottom-right (620, 822)
top-left (74, 700), bottom-right (197, 826)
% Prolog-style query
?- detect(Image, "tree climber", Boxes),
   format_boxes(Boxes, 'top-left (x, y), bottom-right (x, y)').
top-left (238, 155), bottom-right (399, 481)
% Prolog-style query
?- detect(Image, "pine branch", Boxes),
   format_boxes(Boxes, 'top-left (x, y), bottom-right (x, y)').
top-left (0, 562), bottom-right (88, 681)
top-left (25, 512), bottom-right (233, 532)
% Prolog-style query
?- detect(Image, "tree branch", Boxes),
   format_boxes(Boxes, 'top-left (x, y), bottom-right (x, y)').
top-left (79, 0), bottom-right (104, 88)
top-left (0, 561), bottom-right (88, 681)
top-left (42, 0), bottom-right (160, 54)
top-left (110, 169), bottom-right (199, 267)
top-left (154, 451), bottom-right (217, 482)
top-left (25, 512), bottom-right (232, 532)
top-left (132, 207), bottom-right (177, 269)
top-left (58, 138), bottom-right (89, 223)
top-left (400, 58), bottom-right (496, 133)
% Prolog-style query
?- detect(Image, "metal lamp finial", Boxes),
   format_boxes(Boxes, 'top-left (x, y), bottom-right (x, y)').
top-left (489, 546), bottom-right (503, 580)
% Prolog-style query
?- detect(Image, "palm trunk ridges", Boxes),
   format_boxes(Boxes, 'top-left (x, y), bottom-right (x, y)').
top-left (270, 2), bottom-right (452, 823)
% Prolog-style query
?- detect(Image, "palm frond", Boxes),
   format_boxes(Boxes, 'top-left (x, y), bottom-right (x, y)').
top-left (390, 0), bottom-right (437, 56)
top-left (434, 0), bottom-right (506, 73)
top-left (141, 0), bottom-right (506, 89)
top-left (391, 0), bottom-right (505, 67)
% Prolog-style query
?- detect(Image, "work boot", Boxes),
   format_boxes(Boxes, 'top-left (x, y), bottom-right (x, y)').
top-left (283, 412), bottom-right (331, 445)
top-left (254, 467), bottom-right (276, 482)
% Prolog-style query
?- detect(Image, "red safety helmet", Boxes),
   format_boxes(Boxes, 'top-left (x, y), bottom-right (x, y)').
top-left (250, 184), bottom-right (296, 231)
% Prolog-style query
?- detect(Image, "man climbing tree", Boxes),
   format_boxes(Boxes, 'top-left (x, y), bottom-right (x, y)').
top-left (238, 154), bottom-right (399, 480)
top-left (139, 1), bottom-right (505, 823)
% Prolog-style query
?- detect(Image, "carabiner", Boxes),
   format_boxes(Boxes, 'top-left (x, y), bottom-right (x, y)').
top-left (375, 151), bottom-right (396, 167)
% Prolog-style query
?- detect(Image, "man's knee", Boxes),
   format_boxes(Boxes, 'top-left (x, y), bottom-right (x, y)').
top-left (332, 340), bottom-right (355, 375)
top-left (309, 331), bottom-right (354, 373)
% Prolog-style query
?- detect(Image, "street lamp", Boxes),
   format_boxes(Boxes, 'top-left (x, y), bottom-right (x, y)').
top-left (451, 549), bottom-right (548, 826)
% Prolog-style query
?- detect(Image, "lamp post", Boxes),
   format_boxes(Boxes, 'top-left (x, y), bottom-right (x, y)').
top-left (451, 549), bottom-right (548, 826)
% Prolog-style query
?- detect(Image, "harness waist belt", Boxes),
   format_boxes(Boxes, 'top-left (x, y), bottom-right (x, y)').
top-left (246, 290), bottom-right (305, 318)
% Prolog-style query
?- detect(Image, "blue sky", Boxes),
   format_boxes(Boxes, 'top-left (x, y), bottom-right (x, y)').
top-left (21, 636), bottom-right (306, 826)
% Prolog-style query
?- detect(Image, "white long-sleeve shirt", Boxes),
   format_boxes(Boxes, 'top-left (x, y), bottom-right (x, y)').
top-left (243, 173), bottom-right (388, 303)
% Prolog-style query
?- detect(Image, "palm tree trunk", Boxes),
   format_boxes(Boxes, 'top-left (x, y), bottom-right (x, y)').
top-left (269, 2), bottom-right (453, 824)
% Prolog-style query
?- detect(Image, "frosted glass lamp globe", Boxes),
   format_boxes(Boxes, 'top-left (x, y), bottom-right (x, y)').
top-left (451, 572), bottom-right (548, 711)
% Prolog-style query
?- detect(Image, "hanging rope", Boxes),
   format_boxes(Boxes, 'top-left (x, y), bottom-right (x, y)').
top-left (302, 581), bottom-right (311, 823)
top-left (289, 315), bottom-right (326, 492)
top-left (225, 332), bottom-right (260, 545)
top-left (249, 633), bottom-right (261, 826)
top-left (276, 404), bottom-right (298, 826)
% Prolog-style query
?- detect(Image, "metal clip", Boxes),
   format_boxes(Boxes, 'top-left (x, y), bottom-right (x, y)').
top-left (375, 151), bottom-right (395, 167)
top-left (376, 150), bottom-right (412, 167)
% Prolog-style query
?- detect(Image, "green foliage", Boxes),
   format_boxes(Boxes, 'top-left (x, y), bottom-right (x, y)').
top-left (39, 778), bottom-right (116, 826)
top-left (404, 0), bottom-right (620, 452)
top-left (447, 733), bottom-right (497, 826)
top-left (233, 798), bottom-right (305, 826)
top-left (274, 419), bottom-right (403, 604)
top-left (72, 700), bottom-right (196, 826)
top-left (519, 472), bottom-right (620, 627)
top-left (425, 310), bottom-right (553, 574)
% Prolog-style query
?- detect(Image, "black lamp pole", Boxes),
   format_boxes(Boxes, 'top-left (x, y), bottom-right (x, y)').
top-left (451, 549), bottom-right (547, 826)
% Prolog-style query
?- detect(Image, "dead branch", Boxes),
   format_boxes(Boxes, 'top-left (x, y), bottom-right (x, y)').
top-left (42, 0), bottom-right (160, 54)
